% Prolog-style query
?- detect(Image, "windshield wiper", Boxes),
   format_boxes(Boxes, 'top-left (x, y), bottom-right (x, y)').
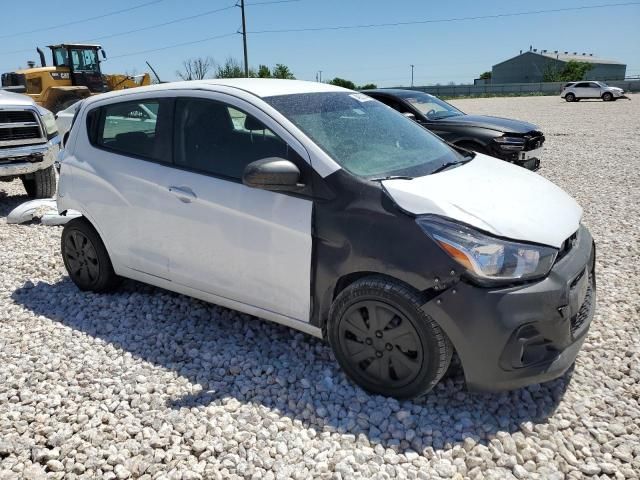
top-left (370, 175), bottom-right (414, 181)
top-left (430, 158), bottom-right (472, 174)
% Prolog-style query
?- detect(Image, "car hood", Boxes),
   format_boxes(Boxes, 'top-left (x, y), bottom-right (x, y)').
top-left (382, 154), bottom-right (582, 248)
top-left (433, 114), bottom-right (538, 133)
top-left (0, 89), bottom-right (37, 107)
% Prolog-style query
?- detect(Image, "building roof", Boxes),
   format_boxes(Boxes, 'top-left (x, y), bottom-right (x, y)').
top-left (493, 50), bottom-right (625, 68)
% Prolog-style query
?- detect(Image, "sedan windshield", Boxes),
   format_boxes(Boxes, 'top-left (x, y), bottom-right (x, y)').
top-left (264, 92), bottom-right (465, 179)
top-left (396, 91), bottom-right (464, 120)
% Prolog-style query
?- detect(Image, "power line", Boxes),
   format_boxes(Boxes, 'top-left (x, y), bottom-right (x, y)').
top-left (108, 33), bottom-right (238, 60)
top-left (0, 0), bottom-right (163, 40)
top-left (87, 4), bottom-right (237, 42)
top-left (248, 2), bottom-right (640, 34)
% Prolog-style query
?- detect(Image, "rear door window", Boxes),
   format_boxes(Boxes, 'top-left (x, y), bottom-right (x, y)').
top-left (95, 98), bottom-right (173, 163)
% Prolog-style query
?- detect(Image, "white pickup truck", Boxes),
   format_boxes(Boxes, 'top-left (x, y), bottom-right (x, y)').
top-left (0, 89), bottom-right (59, 198)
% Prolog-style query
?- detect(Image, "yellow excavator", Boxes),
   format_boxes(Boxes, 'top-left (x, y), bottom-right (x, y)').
top-left (1, 44), bottom-right (152, 112)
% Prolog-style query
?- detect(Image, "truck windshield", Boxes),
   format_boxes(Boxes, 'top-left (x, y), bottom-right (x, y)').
top-left (265, 92), bottom-right (464, 179)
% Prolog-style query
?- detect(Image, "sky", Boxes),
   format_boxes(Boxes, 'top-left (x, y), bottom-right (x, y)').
top-left (1, 0), bottom-right (639, 87)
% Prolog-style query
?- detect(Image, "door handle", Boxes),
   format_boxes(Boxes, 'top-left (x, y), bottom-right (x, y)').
top-left (168, 186), bottom-right (197, 203)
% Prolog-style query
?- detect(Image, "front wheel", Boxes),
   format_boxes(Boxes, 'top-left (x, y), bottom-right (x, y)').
top-left (602, 92), bottom-right (613, 102)
top-left (21, 165), bottom-right (56, 198)
top-left (565, 93), bottom-right (576, 102)
top-left (61, 218), bottom-right (121, 292)
top-left (327, 276), bottom-right (453, 399)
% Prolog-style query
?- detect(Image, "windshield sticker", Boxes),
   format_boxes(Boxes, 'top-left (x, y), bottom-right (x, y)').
top-left (349, 93), bottom-right (373, 103)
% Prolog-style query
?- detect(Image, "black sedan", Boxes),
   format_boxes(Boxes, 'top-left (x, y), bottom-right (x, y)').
top-left (362, 89), bottom-right (545, 170)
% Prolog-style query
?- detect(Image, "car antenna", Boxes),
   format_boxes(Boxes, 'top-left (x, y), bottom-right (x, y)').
top-left (146, 61), bottom-right (163, 84)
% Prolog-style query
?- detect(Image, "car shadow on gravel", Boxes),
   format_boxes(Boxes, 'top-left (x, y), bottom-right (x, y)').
top-left (12, 278), bottom-right (573, 454)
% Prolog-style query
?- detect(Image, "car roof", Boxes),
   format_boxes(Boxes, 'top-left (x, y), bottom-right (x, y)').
top-left (362, 88), bottom-right (431, 97)
top-left (81, 79), bottom-right (348, 107)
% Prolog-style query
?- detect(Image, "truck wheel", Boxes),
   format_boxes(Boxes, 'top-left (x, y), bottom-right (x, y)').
top-left (327, 276), bottom-right (452, 399)
top-left (21, 165), bottom-right (56, 198)
top-left (61, 218), bottom-right (121, 292)
top-left (602, 92), bottom-right (613, 102)
top-left (565, 93), bottom-right (576, 102)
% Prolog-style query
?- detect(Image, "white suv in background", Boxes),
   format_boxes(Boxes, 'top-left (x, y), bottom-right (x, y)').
top-left (561, 81), bottom-right (627, 102)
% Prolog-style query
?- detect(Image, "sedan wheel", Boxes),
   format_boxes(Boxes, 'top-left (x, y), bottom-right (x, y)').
top-left (565, 93), bottom-right (576, 102)
top-left (602, 92), bottom-right (613, 102)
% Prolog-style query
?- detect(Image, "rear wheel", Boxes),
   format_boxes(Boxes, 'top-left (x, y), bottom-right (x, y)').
top-left (328, 276), bottom-right (452, 398)
top-left (602, 92), bottom-right (613, 102)
top-left (21, 165), bottom-right (56, 198)
top-left (565, 93), bottom-right (576, 102)
top-left (61, 218), bottom-right (121, 292)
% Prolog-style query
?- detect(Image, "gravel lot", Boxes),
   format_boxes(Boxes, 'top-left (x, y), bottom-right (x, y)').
top-left (1, 95), bottom-right (639, 480)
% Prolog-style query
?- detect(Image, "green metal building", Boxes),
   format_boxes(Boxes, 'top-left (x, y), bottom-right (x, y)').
top-left (492, 49), bottom-right (626, 83)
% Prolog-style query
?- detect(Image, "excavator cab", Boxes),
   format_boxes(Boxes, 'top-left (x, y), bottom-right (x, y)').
top-left (48, 44), bottom-right (107, 93)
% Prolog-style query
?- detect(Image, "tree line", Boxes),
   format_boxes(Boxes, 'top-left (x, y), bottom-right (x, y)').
top-left (176, 56), bottom-right (376, 89)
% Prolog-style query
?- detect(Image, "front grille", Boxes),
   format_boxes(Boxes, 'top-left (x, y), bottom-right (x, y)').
top-left (570, 275), bottom-right (594, 337)
top-left (0, 111), bottom-right (35, 123)
top-left (0, 126), bottom-right (41, 141)
top-left (0, 109), bottom-right (44, 147)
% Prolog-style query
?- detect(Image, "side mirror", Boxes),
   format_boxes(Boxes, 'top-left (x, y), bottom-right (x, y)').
top-left (242, 158), bottom-right (303, 191)
top-left (62, 130), bottom-right (70, 148)
top-left (403, 112), bottom-right (416, 121)
top-left (101, 49), bottom-right (107, 60)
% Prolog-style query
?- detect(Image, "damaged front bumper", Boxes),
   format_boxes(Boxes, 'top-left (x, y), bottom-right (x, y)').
top-left (0, 136), bottom-right (60, 177)
top-left (422, 225), bottom-right (596, 391)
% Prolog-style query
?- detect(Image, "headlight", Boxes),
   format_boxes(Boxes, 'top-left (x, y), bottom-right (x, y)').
top-left (493, 136), bottom-right (525, 151)
top-left (417, 216), bottom-right (557, 285)
top-left (40, 110), bottom-right (58, 138)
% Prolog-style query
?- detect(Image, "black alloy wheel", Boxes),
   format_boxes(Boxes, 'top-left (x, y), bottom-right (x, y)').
top-left (338, 300), bottom-right (423, 388)
top-left (61, 218), bottom-right (120, 292)
top-left (328, 276), bottom-right (452, 398)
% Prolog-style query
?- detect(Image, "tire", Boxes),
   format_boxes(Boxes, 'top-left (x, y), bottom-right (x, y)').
top-left (61, 218), bottom-right (121, 292)
top-left (21, 165), bottom-right (56, 198)
top-left (602, 92), bottom-right (613, 102)
top-left (327, 276), bottom-right (453, 399)
top-left (565, 93), bottom-right (576, 102)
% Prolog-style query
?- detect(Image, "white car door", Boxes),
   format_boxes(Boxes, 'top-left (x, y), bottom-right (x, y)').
top-left (573, 82), bottom-right (591, 98)
top-left (72, 97), bottom-right (175, 278)
top-left (161, 93), bottom-right (313, 322)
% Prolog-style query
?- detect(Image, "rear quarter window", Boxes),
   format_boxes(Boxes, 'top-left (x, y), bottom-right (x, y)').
top-left (89, 98), bottom-right (173, 163)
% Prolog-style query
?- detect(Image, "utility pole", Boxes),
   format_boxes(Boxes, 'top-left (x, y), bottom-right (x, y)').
top-left (410, 64), bottom-right (414, 87)
top-left (240, 0), bottom-right (249, 77)
top-left (318, 70), bottom-right (322, 83)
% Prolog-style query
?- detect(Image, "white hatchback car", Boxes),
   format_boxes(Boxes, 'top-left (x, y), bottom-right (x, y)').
top-left (560, 81), bottom-right (626, 102)
top-left (57, 79), bottom-right (596, 398)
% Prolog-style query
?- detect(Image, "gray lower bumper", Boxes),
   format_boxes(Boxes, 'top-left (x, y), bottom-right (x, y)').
top-left (0, 136), bottom-right (60, 177)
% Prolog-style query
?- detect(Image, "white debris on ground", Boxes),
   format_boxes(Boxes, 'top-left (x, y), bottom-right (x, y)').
top-left (6, 198), bottom-right (81, 226)
top-left (1, 95), bottom-right (639, 479)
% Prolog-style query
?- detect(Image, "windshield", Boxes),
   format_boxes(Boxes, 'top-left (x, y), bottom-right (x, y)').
top-left (597, 81), bottom-right (609, 87)
top-left (70, 49), bottom-right (99, 72)
top-left (265, 92), bottom-right (464, 179)
top-left (396, 91), bottom-right (464, 120)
